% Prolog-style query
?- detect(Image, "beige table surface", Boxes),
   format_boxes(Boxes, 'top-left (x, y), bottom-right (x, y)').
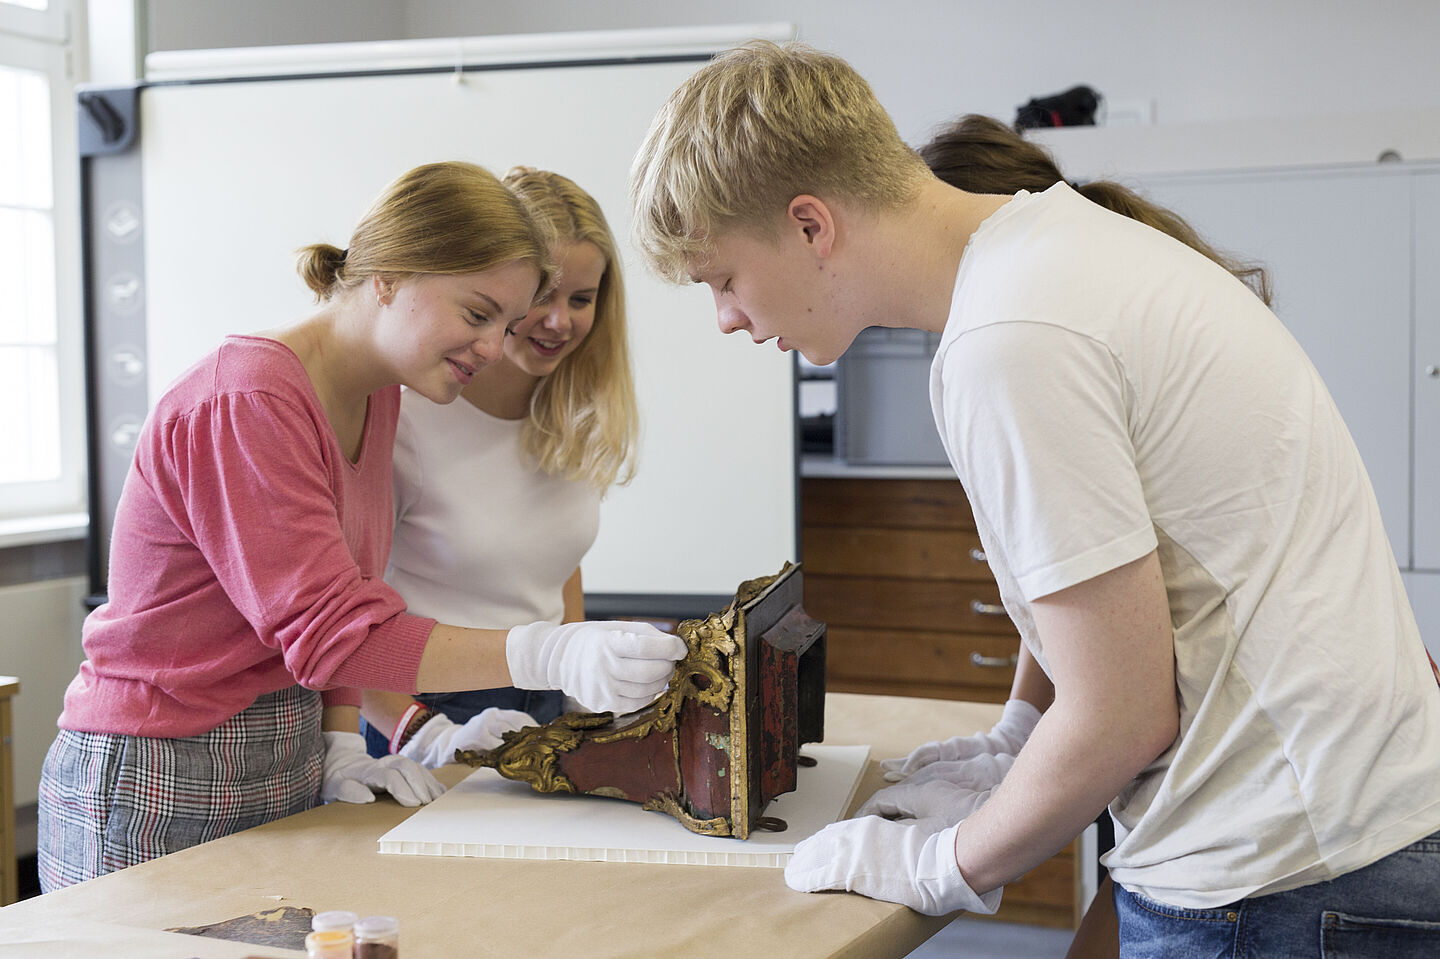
top-left (0, 693), bottom-right (1003, 959)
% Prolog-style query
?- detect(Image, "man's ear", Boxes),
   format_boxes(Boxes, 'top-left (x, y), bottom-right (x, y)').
top-left (786, 195), bottom-right (836, 257)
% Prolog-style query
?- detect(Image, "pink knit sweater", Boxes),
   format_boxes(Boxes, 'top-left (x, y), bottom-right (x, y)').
top-left (60, 337), bottom-right (436, 737)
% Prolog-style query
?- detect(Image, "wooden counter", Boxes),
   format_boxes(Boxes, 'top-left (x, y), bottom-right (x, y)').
top-left (0, 694), bottom-right (1044, 958)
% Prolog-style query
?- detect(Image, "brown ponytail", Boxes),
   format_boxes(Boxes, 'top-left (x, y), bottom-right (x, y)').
top-left (295, 243), bottom-right (348, 301)
top-left (920, 115), bottom-right (1272, 306)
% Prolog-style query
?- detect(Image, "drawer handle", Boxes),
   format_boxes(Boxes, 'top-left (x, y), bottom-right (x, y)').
top-left (971, 652), bottom-right (1019, 669)
top-left (969, 547), bottom-right (988, 564)
top-left (970, 599), bottom-right (1007, 617)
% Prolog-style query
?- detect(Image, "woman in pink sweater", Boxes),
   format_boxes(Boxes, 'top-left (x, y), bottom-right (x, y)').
top-left (36, 161), bottom-right (685, 891)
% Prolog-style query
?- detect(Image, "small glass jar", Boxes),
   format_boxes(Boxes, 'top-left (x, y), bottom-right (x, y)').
top-left (307, 910), bottom-right (358, 959)
top-left (354, 914), bottom-right (400, 958)
top-left (305, 928), bottom-right (354, 959)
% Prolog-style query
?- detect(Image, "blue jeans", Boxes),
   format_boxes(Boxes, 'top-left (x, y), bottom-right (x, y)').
top-left (1114, 828), bottom-right (1440, 957)
top-left (361, 687), bottom-right (564, 758)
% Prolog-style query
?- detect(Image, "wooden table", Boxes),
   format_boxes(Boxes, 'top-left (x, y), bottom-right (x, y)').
top-left (0, 676), bottom-right (16, 908)
top-left (0, 693), bottom-right (1008, 958)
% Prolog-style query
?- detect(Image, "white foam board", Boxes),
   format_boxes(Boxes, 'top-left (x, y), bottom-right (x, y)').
top-left (377, 744), bottom-right (869, 868)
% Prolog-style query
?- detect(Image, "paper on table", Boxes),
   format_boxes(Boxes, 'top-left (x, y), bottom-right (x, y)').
top-left (377, 744), bottom-right (869, 868)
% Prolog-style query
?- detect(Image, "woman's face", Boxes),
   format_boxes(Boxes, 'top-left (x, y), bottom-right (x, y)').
top-left (502, 240), bottom-right (606, 378)
top-left (376, 259), bottom-right (541, 404)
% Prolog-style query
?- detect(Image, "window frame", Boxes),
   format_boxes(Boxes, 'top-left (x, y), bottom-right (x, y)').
top-left (0, 1), bottom-right (68, 44)
top-left (0, 0), bottom-right (87, 537)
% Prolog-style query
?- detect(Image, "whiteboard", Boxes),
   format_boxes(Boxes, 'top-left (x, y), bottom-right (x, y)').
top-left (135, 36), bottom-right (796, 602)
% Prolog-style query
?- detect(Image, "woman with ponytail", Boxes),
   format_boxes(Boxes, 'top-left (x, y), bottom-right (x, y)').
top-left (37, 161), bottom-right (684, 890)
top-left (919, 114), bottom-right (1272, 305)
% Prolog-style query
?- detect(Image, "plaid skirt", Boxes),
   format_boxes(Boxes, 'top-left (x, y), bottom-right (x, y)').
top-left (37, 684), bottom-right (324, 892)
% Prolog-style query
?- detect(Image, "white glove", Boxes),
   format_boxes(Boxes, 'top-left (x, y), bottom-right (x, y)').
top-left (397, 708), bottom-right (537, 769)
top-left (506, 620), bottom-right (687, 714)
top-left (881, 698), bottom-right (1041, 781)
top-left (859, 752), bottom-right (1015, 823)
top-left (320, 730), bottom-right (446, 807)
top-left (784, 816), bottom-right (1002, 917)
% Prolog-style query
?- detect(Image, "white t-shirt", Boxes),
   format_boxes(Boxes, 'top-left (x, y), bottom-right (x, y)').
top-left (384, 388), bottom-right (601, 629)
top-left (930, 182), bottom-right (1440, 908)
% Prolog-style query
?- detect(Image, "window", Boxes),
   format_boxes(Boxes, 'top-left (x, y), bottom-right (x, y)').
top-left (0, 0), bottom-right (84, 534)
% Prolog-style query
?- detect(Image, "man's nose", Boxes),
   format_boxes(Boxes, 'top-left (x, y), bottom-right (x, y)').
top-left (716, 303), bottom-right (749, 336)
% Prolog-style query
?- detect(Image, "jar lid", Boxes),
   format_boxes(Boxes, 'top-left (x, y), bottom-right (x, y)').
top-left (311, 910), bottom-right (359, 931)
top-left (355, 915), bottom-right (400, 937)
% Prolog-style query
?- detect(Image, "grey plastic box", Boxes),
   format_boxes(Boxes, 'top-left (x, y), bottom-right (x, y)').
top-left (835, 327), bottom-right (950, 466)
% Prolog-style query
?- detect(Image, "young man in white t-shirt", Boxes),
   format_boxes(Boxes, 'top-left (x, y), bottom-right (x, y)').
top-left (628, 39), bottom-right (1440, 956)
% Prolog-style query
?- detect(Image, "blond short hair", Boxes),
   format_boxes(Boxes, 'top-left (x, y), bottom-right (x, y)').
top-left (502, 167), bottom-right (638, 490)
top-left (629, 39), bottom-right (930, 282)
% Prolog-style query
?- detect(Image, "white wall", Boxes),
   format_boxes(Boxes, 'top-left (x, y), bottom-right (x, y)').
top-left (147, 0), bottom-right (405, 51)
top-left (1, 578), bottom-right (87, 855)
top-left (146, 0), bottom-right (1440, 152)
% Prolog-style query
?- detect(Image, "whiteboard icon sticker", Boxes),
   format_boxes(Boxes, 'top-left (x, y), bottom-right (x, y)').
top-left (105, 202), bottom-right (142, 243)
top-left (109, 417), bottom-right (143, 452)
top-left (105, 272), bottom-right (142, 314)
top-left (106, 345), bottom-right (145, 386)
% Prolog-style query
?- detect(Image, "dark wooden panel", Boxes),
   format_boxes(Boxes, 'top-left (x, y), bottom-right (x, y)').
top-left (805, 575), bottom-right (1018, 634)
top-left (801, 525), bottom-right (994, 582)
top-left (801, 477), bottom-right (976, 531)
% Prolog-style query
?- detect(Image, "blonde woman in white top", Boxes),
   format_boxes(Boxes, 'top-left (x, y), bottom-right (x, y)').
top-left (362, 168), bottom-right (640, 763)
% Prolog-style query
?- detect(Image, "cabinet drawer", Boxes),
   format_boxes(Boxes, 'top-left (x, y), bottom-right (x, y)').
top-left (991, 844), bottom-right (1081, 929)
top-left (801, 477), bottom-right (975, 530)
top-left (802, 526), bottom-right (994, 582)
top-left (826, 627), bottom-right (1019, 689)
top-left (806, 575), bottom-right (1017, 634)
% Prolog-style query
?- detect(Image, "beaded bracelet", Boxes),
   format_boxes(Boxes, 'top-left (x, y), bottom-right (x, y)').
top-left (389, 702), bottom-right (436, 754)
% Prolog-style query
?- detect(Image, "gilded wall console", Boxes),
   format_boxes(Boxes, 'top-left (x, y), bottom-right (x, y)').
top-left (457, 562), bottom-right (826, 838)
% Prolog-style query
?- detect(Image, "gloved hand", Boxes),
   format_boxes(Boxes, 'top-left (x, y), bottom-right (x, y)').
top-left (320, 730), bottom-right (446, 807)
top-left (859, 752), bottom-right (1015, 823)
top-left (784, 816), bottom-right (1003, 917)
top-left (506, 620), bottom-right (687, 714)
top-left (398, 708), bottom-right (537, 769)
top-left (881, 698), bottom-right (1041, 781)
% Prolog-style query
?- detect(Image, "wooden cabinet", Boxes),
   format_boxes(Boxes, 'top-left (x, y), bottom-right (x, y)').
top-left (801, 477), bottom-right (1021, 703)
top-left (800, 476), bottom-right (1082, 929)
